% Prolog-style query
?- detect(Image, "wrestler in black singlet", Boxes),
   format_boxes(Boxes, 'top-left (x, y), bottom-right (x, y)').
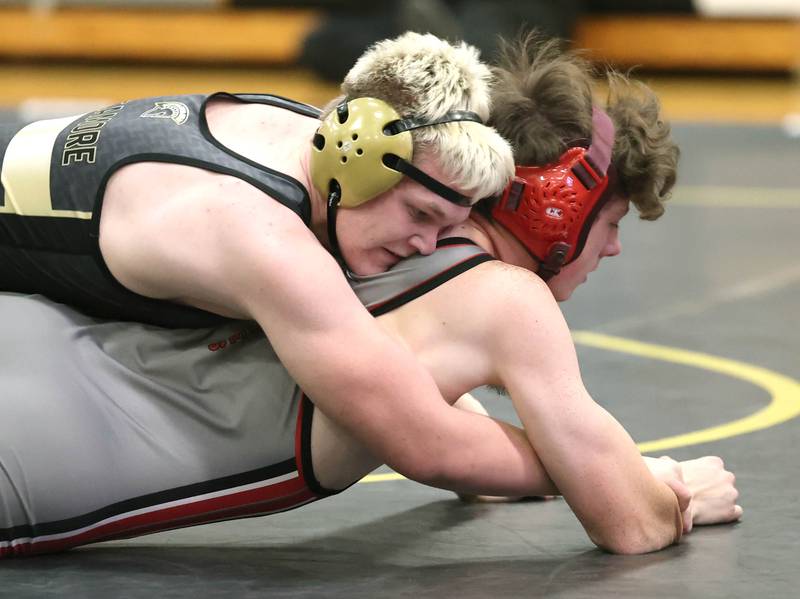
top-left (0, 93), bottom-right (318, 327)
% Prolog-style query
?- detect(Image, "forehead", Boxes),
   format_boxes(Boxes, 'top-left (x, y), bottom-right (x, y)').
top-left (602, 196), bottom-right (630, 218)
top-left (390, 149), bottom-right (474, 220)
top-left (406, 193), bottom-right (456, 217)
top-left (399, 178), bottom-right (471, 220)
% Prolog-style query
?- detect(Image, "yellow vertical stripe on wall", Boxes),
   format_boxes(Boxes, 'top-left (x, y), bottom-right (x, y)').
top-left (1, 115), bottom-right (92, 219)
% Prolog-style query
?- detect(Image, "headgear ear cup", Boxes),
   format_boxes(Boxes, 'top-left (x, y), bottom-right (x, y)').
top-left (492, 107), bottom-right (616, 279)
top-left (310, 96), bottom-right (484, 269)
top-left (311, 98), bottom-right (413, 209)
top-left (311, 97), bottom-right (484, 209)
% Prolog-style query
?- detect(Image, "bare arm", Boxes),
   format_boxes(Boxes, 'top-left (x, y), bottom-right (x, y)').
top-left (484, 267), bottom-right (685, 554)
top-left (452, 394), bottom-right (741, 529)
top-left (99, 174), bottom-right (553, 494)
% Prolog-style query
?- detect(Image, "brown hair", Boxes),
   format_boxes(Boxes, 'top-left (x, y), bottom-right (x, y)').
top-left (604, 70), bottom-right (679, 219)
top-left (483, 31), bottom-right (679, 220)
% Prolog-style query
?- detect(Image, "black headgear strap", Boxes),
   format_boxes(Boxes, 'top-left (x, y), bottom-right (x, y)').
top-left (326, 181), bottom-right (349, 275)
top-left (381, 154), bottom-right (472, 207)
top-left (381, 110), bottom-right (484, 208)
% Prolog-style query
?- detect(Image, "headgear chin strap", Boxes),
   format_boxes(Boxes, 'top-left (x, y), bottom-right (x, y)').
top-left (491, 107), bottom-right (617, 281)
top-left (311, 96), bottom-right (484, 267)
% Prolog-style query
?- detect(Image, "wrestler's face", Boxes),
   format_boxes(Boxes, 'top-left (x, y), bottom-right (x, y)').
top-left (547, 197), bottom-right (628, 301)
top-left (335, 156), bottom-right (471, 275)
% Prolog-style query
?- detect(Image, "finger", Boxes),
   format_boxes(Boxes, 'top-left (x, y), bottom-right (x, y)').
top-left (681, 506), bottom-right (693, 534)
top-left (681, 492), bottom-right (692, 513)
top-left (669, 479), bottom-right (692, 512)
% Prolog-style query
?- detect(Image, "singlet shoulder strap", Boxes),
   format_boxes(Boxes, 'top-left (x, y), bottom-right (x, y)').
top-left (350, 237), bottom-right (494, 316)
top-left (213, 92), bottom-right (323, 119)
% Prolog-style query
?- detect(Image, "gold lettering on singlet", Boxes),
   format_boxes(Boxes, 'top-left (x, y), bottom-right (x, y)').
top-left (1, 115), bottom-right (93, 219)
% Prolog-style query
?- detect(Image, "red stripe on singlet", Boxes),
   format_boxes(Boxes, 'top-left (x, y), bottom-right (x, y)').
top-left (1, 476), bottom-right (317, 557)
top-left (2, 395), bottom-right (321, 558)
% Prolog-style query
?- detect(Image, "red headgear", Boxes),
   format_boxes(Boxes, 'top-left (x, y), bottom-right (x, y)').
top-left (491, 107), bottom-right (616, 280)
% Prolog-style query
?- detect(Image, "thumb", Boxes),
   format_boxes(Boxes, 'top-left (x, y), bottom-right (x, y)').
top-left (664, 477), bottom-right (692, 513)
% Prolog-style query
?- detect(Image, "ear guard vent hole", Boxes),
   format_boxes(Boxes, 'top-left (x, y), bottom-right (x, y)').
top-left (312, 134), bottom-right (325, 150)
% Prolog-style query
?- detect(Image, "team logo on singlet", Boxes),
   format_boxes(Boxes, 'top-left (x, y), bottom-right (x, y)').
top-left (140, 102), bottom-right (190, 126)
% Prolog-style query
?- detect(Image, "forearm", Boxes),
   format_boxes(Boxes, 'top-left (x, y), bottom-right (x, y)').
top-left (518, 398), bottom-right (683, 554)
top-left (276, 317), bottom-right (554, 496)
top-left (419, 412), bottom-right (558, 497)
top-left (306, 367), bottom-right (557, 495)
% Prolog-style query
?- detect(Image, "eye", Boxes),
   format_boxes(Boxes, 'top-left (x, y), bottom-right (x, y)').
top-left (408, 206), bottom-right (431, 223)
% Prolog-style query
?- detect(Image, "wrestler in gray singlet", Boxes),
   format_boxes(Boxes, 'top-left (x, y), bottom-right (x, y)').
top-left (0, 239), bottom-right (492, 557)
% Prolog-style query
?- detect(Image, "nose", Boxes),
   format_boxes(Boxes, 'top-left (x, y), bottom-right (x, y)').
top-left (408, 229), bottom-right (438, 255)
top-left (605, 232), bottom-right (622, 258)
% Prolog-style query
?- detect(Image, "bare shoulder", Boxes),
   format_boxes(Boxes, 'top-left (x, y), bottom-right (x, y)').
top-left (383, 259), bottom-right (573, 393)
top-left (391, 259), bottom-right (562, 348)
top-left (437, 260), bottom-right (560, 326)
top-left (100, 162), bottom-right (319, 315)
top-left (436, 260), bottom-right (576, 375)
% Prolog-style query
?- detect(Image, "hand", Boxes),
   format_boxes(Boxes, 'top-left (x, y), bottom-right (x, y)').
top-left (680, 456), bottom-right (742, 528)
top-left (645, 456), bottom-right (693, 532)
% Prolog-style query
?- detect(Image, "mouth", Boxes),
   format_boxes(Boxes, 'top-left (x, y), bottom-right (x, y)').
top-left (383, 248), bottom-right (403, 265)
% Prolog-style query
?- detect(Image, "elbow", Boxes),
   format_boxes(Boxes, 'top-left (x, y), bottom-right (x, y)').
top-left (384, 445), bottom-right (446, 488)
top-left (586, 482), bottom-right (684, 555)
top-left (589, 510), bottom-right (683, 555)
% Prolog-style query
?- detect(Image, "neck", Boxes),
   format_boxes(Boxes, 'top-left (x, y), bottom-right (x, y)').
top-left (449, 213), bottom-right (540, 272)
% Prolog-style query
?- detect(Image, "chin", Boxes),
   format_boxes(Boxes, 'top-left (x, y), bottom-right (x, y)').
top-left (344, 260), bottom-right (370, 276)
top-left (343, 254), bottom-right (382, 276)
top-left (337, 246), bottom-right (364, 275)
top-left (548, 283), bottom-right (575, 302)
top-left (350, 264), bottom-right (381, 276)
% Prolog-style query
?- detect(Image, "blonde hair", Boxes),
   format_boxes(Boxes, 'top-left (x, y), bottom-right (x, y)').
top-left (323, 32), bottom-right (514, 201)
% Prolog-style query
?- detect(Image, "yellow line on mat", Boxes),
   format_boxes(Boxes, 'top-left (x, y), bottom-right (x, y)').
top-left (672, 185), bottom-right (800, 208)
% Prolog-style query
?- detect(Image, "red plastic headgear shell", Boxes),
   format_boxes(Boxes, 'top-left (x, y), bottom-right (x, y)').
top-left (492, 107), bottom-right (616, 279)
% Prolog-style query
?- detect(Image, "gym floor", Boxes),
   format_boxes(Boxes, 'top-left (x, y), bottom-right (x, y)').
top-left (2, 66), bottom-right (799, 598)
